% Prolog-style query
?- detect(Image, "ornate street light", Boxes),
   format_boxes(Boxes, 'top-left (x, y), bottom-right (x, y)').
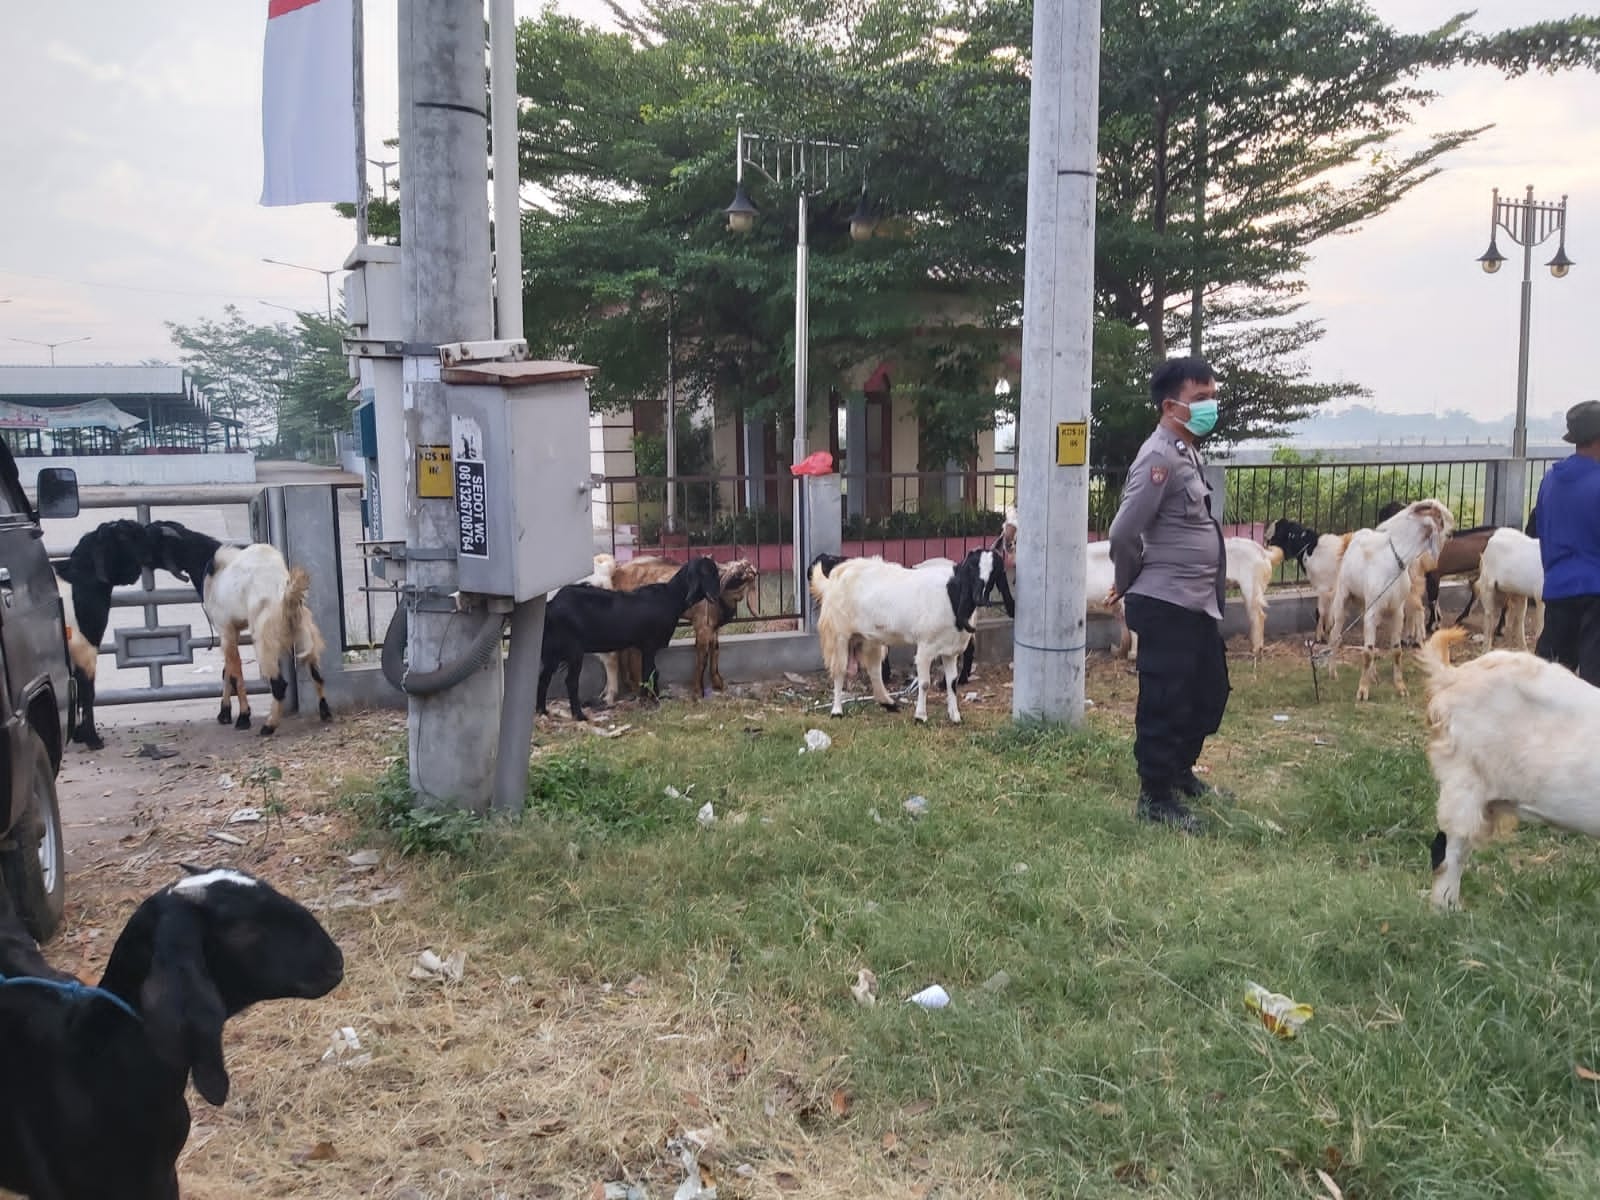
top-left (1476, 186), bottom-right (1575, 465)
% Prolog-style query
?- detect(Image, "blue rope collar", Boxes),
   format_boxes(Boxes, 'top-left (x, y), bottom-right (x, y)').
top-left (0, 973), bottom-right (142, 1022)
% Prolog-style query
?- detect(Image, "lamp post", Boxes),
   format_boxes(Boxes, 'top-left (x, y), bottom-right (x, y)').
top-left (261, 256), bottom-right (340, 322)
top-left (723, 126), bottom-right (875, 624)
top-left (1476, 185), bottom-right (1574, 465)
top-left (8, 336), bottom-right (91, 366)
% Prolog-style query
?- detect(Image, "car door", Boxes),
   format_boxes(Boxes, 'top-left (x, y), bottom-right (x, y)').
top-left (0, 467), bottom-right (69, 733)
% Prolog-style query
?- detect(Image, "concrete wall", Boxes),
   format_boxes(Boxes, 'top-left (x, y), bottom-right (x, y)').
top-left (16, 453), bottom-right (256, 488)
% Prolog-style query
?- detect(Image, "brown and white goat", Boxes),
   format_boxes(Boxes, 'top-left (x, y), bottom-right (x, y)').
top-left (146, 521), bottom-right (330, 735)
top-left (1418, 627), bottom-right (1600, 910)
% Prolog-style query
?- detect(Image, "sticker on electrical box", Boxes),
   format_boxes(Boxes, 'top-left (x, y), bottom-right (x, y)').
top-left (452, 415), bottom-right (488, 558)
top-left (1055, 421), bottom-right (1087, 467)
top-left (416, 444), bottom-right (452, 498)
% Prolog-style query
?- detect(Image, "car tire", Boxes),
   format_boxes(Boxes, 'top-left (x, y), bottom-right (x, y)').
top-left (1, 732), bottom-right (66, 942)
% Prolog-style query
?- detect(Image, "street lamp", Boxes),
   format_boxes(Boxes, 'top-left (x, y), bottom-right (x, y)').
top-left (8, 336), bottom-right (91, 366)
top-left (1476, 185), bottom-right (1575, 463)
top-left (261, 256), bottom-right (340, 322)
top-left (723, 126), bottom-right (874, 624)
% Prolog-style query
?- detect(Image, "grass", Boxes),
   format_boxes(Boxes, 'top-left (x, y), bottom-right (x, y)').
top-left (335, 649), bottom-right (1600, 1199)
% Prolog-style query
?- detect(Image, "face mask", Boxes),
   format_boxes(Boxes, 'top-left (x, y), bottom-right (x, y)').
top-left (1181, 398), bottom-right (1219, 437)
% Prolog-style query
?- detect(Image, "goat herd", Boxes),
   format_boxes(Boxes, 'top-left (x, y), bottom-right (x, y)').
top-left (0, 501), bottom-right (1577, 1197)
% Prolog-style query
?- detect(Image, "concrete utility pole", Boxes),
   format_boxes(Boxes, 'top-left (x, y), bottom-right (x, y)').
top-left (398, 0), bottom-right (503, 807)
top-left (1012, 0), bottom-right (1101, 725)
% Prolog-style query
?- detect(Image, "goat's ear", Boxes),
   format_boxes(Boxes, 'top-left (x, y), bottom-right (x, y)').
top-left (141, 899), bottom-right (230, 1106)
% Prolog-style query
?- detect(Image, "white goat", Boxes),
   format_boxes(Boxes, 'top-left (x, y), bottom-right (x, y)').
top-left (1224, 537), bottom-right (1283, 655)
top-left (1475, 528), bottom-right (1544, 651)
top-left (1265, 519), bottom-right (1351, 641)
top-left (1329, 499), bottom-right (1454, 701)
top-left (146, 522), bottom-right (330, 735)
top-left (810, 548), bottom-right (998, 723)
top-left (1418, 627), bottom-right (1600, 910)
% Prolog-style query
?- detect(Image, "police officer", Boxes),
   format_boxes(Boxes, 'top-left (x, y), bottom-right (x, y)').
top-left (1534, 399), bottom-right (1600, 684)
top-left (1106, 357), bottom-right (1228, 832)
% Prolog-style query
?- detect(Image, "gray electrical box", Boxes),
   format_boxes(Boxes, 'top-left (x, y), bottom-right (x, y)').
top-left (442, 360), bottom-right (598, 601)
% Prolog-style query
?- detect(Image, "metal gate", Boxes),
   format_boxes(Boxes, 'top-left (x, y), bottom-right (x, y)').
top-left (47, 483), bottom-right (395, 708)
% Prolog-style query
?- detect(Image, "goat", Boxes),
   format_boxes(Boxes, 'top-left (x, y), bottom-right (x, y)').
top-left (1417, 627), bottom-right (1600, 910)
top-left (0, 866), bottom-right (343, 1200)
top-left (1476, 527), bottom-right (1544, 651)
top-left (1085, 541), bottom-right (1137, 660)
top-left (810, 548), bottom-right (997, 723)
top-left (53, 519), bottom-right (156, 751)
top-left (537, 556), bottom-right (722, 722)
top-left (144, 521), bottom-right (331, 735)
top-left (1264, 519), bottom-right (1349, 642)
top-left (1329, 499), bottom-right (1454, 701)
top-left (1224, 538), bottom-right (1283, 655)
top-left (601, 557), bottom-right (761, 703)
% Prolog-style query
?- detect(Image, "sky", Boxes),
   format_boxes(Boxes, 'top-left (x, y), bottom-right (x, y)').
top-left (0, 1), bottom-right (1594, 428)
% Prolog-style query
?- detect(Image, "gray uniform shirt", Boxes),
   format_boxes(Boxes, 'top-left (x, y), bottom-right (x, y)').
top-left (1108, 427), bottom-right (1226, 619)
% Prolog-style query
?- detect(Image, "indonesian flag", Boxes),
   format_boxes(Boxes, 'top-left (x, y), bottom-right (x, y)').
top-left (260, 0), bottom-right (357, 206)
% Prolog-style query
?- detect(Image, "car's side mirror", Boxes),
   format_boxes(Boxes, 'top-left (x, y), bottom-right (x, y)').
top-left (35, 468), bottom-right (79, 519)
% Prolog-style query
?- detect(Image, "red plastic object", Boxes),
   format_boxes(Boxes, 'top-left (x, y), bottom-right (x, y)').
top-left (790, 450), bottom-right (835, 477)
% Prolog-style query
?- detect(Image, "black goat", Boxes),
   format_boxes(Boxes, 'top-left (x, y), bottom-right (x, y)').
top-left (538, 556), bottom-right (722, 721)
top-left (0, 866), bottom-right (344, 1200)
top-left (54, 519), bottom-right (155, 750)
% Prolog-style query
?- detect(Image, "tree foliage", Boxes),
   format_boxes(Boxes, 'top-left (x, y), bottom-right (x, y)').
top-left (501, 0), bottom-right (1597, 469)
top-left (166, 306), bottom-right (350, 453)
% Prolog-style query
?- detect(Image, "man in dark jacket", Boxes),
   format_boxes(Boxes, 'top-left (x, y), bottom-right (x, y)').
top-left (1535, 400), bottom-right (1600, 684)
top-left (1107, 357), bottom-right (1229, 832)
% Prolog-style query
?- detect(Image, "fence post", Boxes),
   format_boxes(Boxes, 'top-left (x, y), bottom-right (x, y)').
top-left (1203, 463), bottom-right (1227, 525)
top-left (803, 473), bottom-right (842, 624)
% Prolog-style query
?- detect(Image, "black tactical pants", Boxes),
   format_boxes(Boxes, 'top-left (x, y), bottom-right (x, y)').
top-left (1123, 593), bottom-right (1231, 793)
top-left (1537, 595), bottom-right (1600, 687)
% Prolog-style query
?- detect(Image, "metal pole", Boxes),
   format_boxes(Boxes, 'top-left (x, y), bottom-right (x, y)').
top-left (489, 0), bottom-right (523, 341)
top-left (793, 187), bottom-right (809, 628)
top-left (399, 0), bottom-right (502, 812)
top-left (1012, 0), bottom-right (1100, 725)
top-left (324, 273), bottom-right (334, 323)
top-left (665, 290), bottom-right (677, 533)
top-left (353, 0), bottom-right (369, 245)
top-left (1513, 184), bottom-right (1535, 462)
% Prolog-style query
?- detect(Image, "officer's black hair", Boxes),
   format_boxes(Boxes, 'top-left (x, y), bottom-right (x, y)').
top-left (1150, 356), bottom-right (1216, 406)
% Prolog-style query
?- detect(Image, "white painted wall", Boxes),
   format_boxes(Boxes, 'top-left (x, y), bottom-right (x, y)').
top-left (14, 453), bottom-right (257, 487)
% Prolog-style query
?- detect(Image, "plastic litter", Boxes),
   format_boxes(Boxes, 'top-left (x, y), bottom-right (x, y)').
top-left (903, 795), bottom-right (929, 818)
top-left (789, 449), bottom-right (835, 477)
top-left (799, 728), bottom-right (833, 754)
top-left (907, 983), bottom-right (951, 1009)
top-left (1244, 980), bottom-right (1313, 1038)
top-left (696, 801), bottom-right (717, 828)
top-left (851, 968), bottom-right (879, 1007)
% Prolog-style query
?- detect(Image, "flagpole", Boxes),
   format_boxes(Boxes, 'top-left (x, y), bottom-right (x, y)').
top-left (352, 0), bottom-right (369, 245)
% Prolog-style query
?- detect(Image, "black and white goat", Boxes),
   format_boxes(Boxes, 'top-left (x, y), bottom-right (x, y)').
top-left (1264, 518), bottom-right (1350, 642)
top-left (53, 519), bottom-right (156, 750)
top-left (810, 547), bottom-right (1000, 724)
top-left (145, 520), bottom-right (331, 735)
top-left (537, 556), bottom-right (722, 722)
top-left (0, 866), bottom-right (344, 1200)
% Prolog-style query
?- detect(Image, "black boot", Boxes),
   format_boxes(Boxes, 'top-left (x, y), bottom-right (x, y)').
top-left (1136, 783), bottom-right (1202, 833)
top-left (1177, 771), bottom-right (1233, 802)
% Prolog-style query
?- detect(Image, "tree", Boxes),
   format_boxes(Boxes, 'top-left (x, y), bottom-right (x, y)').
top-left (167, 307), bottom-right (350, 454)
top-left (166, 306), bottom-right (297, 443)
top-left (500, 0), bottom-right (1598, 470)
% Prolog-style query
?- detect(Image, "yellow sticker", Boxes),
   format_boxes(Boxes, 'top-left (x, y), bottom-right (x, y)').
top-left (416, 444), bottom-right (453, 498)
top-left (1055, 422), bottom-right (1087, 467)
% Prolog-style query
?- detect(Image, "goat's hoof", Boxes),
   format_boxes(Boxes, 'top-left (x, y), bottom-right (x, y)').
top-left (711, 676), bottom-right (725, 691)
top-left (217, 709), bottom-right (233, 726)
top-left (79, 733), bottom-right (105, 752)
top-left (831, 710), bottom-right (846, 719)
top-left (235, 713), bottom-right (252, 730)
top-left (259, 724), bottom-right (276, 738)
top-left (914, 714), bottom-right (928, 724)
top-left (879, 702), bottom-right (900, 713)
top-left (319, 699), bottom-right (333, 722)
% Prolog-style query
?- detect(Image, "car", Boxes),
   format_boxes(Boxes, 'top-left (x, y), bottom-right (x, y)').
top-left (0, 440), bottom-right (79, 941)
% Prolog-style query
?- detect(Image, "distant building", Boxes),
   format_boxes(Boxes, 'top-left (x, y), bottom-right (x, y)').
top-left (0, 365), bottom-right (254, 486)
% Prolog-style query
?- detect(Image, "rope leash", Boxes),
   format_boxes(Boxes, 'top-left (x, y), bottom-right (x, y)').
top-left (0, 973), bottom-right (141, 1022)
top-left (1306, 535), bottom-right (1434, 701)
